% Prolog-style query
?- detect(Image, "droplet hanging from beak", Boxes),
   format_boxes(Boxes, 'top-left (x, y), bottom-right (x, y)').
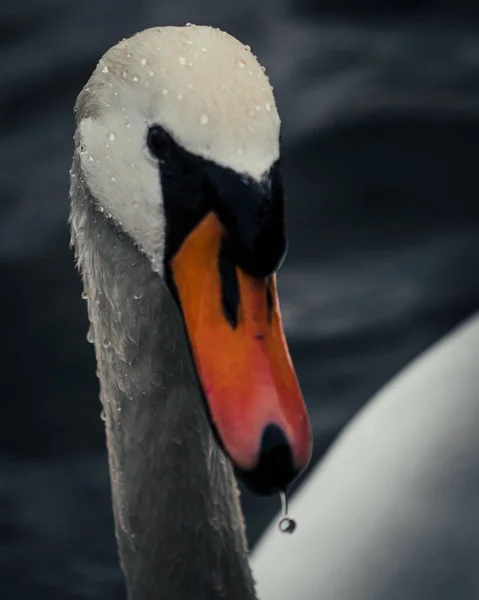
top-left (278, 490), bottom-right (296, 534)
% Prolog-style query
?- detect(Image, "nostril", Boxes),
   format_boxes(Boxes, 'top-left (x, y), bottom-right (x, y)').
top-left (236, 424), bottom-right (297, 495)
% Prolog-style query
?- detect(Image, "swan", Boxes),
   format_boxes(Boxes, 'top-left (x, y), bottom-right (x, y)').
top-left (69, 25), bottom-right (312, 599)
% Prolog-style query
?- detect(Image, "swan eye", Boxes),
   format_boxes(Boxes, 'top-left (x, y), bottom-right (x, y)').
top-left (147, 125), bottom-right (170, 160)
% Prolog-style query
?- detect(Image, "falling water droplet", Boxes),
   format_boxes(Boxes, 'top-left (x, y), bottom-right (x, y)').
top-left (86, 327), bottom-right (95, 344)
top-left (278, 490), bottom-right (296, 534)
top-left (108, 132), bottom-right (116, 141)
top-left (100, 409), bottom-right (106, 421)
top-left (102, 65), bottom-right (109, 73)
top-left (200, 113), bottom-right (210, 125)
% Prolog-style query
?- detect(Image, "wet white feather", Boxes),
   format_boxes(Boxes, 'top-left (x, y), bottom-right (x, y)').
top-left (75, 25), bottom-right (280, 274)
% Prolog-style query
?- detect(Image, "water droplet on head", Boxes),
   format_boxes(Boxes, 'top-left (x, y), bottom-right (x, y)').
top-left (100, 409), bottom-right (106, 421)
top-left (261, 66), bottom-right (266, 72)
top-left (177, 93), bottom-right (183, 100)
top-left (202, 47), bottom-right (208, 52)
top-left (186, 22), bottom-right (193, 27)
top-left (188, 83), bottom-right (195, 90)
top-left (238, 59), bottom-right (246, 68)
top-left (265, 102), bottom-right (272, 112)
top-left (149, 71), bottom-right (154, 77)
top-left (102, 65), bottom-right (109, 73)
top-left (86, 327), bottom-right (95, 344)
top-left (141, 58), bottom-right (147, 65)
top-left (81, 291), bottom-right (88, 300)
top-left (108, 132), bottom-right (116, 141)
top-left (122, 71), bottom-right (127, 78)
top-left (245, 44), bottom-right (251, 51)
top-left (179, 56), bottom-right (187, 65)
top-left (132, 76), bottom-right (139, 82)
top-left (162, 88), bottom-right (168, 96)
top-left (133, 292), bottom-right (143, 300)
top-left (200, 113), bottom-right (210, 125)
top-left (111, 176), bottom-right (116, 182)
top-left (103, 339), bottom-right (111, 349)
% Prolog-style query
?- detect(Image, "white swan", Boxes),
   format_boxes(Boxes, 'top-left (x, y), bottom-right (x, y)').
top-left (69, 25), bottom-right (312, 599)
top-left (252, 313), bottom-right (479, 600)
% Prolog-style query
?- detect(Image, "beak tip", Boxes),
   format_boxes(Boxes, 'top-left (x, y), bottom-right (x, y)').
top-left (235, 423), bottom-right (306, 495)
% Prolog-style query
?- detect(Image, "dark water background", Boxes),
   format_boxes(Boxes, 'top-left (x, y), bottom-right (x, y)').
top-left (1, 1), bottom-right (479, 598)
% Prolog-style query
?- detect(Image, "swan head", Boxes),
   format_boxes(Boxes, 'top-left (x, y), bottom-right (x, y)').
top-left (74, 25), bottom-right (312, 495)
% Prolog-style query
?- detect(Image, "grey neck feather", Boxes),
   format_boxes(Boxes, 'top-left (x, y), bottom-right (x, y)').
top-left (69, 155), bottom-right (257, 600)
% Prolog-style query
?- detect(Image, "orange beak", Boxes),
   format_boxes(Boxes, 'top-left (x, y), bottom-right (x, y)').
top-left (170, 212), bottom-right (312, 490)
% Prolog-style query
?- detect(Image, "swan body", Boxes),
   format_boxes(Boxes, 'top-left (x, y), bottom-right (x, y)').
top-left (252, 314), bottom-right (479, 600)
top-left (70, 25), bottom-right (312, 600)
